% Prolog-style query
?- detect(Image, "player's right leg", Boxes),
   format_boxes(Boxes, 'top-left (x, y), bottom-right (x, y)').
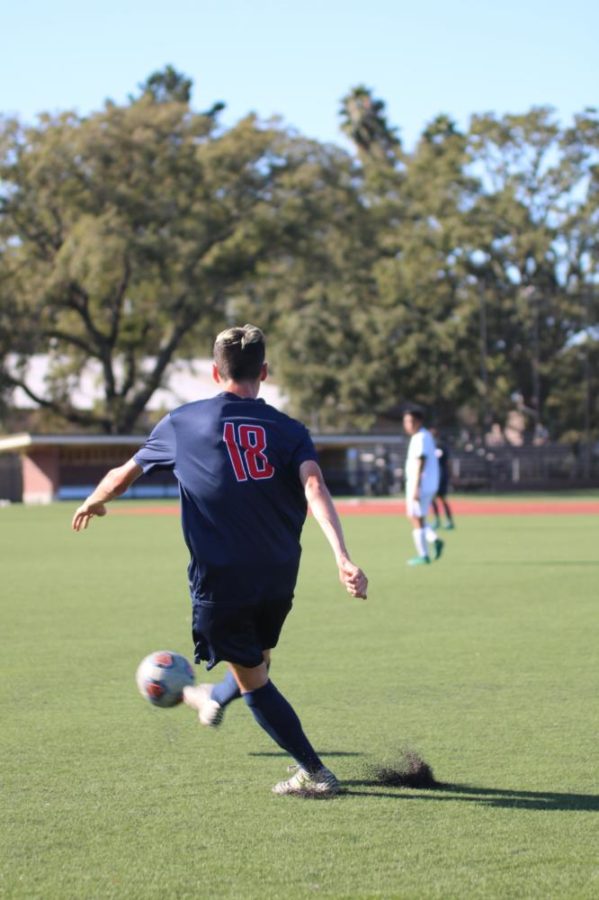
top-left (229, 660), bottom-right (339, 796)
top-left (184, 563), bottom-right (271, 727)
top-left (183, 682), bottom-right (227, 726)
top-left (406, 500), bottom-right (430, 566)
top-left (184, 650), bottom-right (272, 727)
top-left (431, 497), bottom-right (441, 529)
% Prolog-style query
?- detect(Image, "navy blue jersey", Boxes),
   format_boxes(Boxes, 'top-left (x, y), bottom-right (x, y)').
top-left (436, 441), bottom-right (450, 476)
top-left (134, 393), bottom-right (318, 566)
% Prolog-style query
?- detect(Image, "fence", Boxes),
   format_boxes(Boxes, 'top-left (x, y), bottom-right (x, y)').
top-left (331, 442), bottom-right (599, 496)
top-left (1, 440), bottom-right (598, 503)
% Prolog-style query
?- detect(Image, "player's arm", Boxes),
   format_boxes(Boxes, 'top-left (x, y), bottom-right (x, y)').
top-left (299, 460), bottom-right (368, 599)
top-left (71, 458), bottom-right (143, 532)
top-left (412, 456), bottom-right (425, 499)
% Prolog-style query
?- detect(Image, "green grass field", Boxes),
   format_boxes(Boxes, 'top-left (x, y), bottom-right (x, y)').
top-left (1, 502), bottom-right (598, 899)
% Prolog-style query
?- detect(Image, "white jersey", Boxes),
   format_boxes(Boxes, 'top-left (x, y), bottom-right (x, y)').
top-left (405, 427), bottom-right (440, 496)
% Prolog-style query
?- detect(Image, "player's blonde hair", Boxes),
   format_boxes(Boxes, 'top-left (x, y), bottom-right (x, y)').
top-left (213, 324), bottom-right (265, 381)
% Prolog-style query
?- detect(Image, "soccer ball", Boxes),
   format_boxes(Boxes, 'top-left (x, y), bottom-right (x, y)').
top-left (135, 650), bottom-right (195, 708)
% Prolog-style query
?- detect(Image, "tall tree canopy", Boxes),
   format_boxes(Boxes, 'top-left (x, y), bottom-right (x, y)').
top-left (0, 69), bottom-right (296, 432)
top-left (284, 96), bottom-right (599, 438)
top-left (0, 71), bottom-right (597, 441)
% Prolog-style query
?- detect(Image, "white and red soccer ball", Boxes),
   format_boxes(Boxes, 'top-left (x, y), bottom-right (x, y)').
top-left (135, 650), bottom-right (195, 708)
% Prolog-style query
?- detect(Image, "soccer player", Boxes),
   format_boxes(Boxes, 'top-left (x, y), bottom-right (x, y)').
top-left (72, 325), bottom-right (367, 797)
top-left (430, 427), bottom-right (455, 530)
top-left (403, 408), bottom-right (443, 566)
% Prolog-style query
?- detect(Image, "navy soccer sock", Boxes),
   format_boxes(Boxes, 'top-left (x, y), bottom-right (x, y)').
top-left (211, 662), bottom-right (270, 708)
top-left (243, 681), bottom-right (323, 773)
top-left (211, 670), bottom-right (241, 707)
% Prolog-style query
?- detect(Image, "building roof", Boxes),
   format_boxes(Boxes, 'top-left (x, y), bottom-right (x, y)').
top-left (0, 431), bottom-right (405, 454)
top-left (0, 433), bottom-right (145, 452)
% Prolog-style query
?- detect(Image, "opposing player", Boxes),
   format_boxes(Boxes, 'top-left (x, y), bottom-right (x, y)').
top-left (403, 408), bottom-right (443, 566)
top-left (430, 427), bottom-right (455, 530)
top-left (72, 324), bottom-right (367, 797)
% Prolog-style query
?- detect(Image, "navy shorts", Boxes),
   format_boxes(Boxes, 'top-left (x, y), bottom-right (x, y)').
top-left (437, 475), bottom-right (449, 498)
top-left (188, 560), bottom-right (299, 670)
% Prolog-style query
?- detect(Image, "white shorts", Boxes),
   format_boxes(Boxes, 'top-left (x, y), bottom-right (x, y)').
top-left (406, 493), bottom-right (434, 519)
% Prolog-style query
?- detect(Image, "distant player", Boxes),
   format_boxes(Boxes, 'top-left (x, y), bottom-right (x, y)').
top-left (72, 324), bottom-right (367, 797)
top-left (403, 408), bottom-right (443, 566)
top-left (430, 427), bottom-right (455, 530)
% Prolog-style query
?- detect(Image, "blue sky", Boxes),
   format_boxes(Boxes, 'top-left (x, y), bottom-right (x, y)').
top-left (2, 0), bottom-right (597, 150)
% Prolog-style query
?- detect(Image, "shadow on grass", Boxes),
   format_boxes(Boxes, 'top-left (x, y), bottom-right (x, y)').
top-left (343, 780), bottom-right (599, 812)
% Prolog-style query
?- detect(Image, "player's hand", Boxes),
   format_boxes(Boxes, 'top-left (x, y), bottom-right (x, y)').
top-left (71, 501), bottom-right (107, 532)
top-left (337, 557), bottom-right (368, 600)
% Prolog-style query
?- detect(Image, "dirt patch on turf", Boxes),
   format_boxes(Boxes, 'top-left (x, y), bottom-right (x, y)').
top-left (369, 750), bottom-right (440, 789)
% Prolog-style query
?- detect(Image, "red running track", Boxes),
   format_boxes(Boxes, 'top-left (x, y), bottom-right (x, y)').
top-left (335, 499), bottom-right (599, 516)
top-left (113, 499), bottom-right (599, 517)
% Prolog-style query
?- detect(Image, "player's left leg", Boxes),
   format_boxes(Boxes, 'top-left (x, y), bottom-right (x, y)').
top-left (420, 495), bottom-right (444, 561)
top-left (441, 496), bottom-right (455, 529)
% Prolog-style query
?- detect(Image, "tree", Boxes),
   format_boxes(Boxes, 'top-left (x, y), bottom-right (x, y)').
top-left (339, 86), bottom-right (400, 165)
top-left (549, 107), bottom-right (599, 444)
top-left (363, 114), bottom-right (483, 425)
top-left (229, 135), bottom-right (383, 429)
top-left (139, 64), bottom-right (193, 104)
top-left (0, 71), bottom-right (291, 433)
top-left (136, 65), bottom-right (225, 118)
top-left (464, 107), bottom-right (598, 436)
top-left (253, 109), bottom-right (482, 431)
top-left (2, 71), bottom-right (596, 443)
